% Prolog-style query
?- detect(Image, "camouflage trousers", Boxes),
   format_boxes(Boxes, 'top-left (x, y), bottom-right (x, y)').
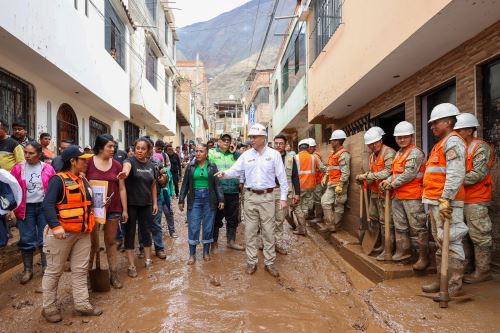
top-left (464, 203), bottom-right (492, 248)
top-left (313, 184), bottom-right (324, 206)
top-left (392, 199), bottom-right (427, 234)
top-left (429, 204), bottom-right (469, 261)
top-left (298, 190), bottom-right (315, 215)
top-left (368, 195), bottom-right (392, 227)
top-left (320, 185), bottom-right (348, 215)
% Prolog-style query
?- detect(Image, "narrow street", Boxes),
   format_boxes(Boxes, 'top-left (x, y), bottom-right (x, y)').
top-left (0, 207), bottom-right (386, 333)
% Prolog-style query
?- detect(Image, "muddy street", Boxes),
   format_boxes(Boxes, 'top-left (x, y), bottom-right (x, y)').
top-left (0, 208), bottom-right (386, 333)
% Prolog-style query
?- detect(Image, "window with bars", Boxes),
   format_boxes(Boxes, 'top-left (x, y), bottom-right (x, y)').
top-left (252, 87), bottom-right (270, 105)
top-left (145, 0), bottom-right (157, 23)
top-left (104, 0), bottom-right (125, 69)
top-left (57, 104), bottom-right (79, 147)
top-left (124, 121), bottom-right (140, 148)
top-left (146, 46), bottom-right (157, 89)
top-left (89, 117), bottom-right (110, 147)
top-left (313, 0), bottom-right (342, 60)
top-left (342, 114), bottom-right (372, 137)
top-left (0, 68), bottom-right (35, 137)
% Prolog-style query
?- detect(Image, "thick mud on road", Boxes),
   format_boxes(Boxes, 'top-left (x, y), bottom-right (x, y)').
top-left (0, 208), bottom-right (387, 333)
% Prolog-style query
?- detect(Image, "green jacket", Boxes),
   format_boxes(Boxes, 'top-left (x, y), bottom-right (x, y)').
top-left (208, 148), bottom-right (240, 194)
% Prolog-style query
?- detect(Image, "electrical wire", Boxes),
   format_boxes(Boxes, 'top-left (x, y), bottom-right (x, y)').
top-left (245, 0), bottom-right (262, 72)
top-left (253, 0), bottom-right (280, 71)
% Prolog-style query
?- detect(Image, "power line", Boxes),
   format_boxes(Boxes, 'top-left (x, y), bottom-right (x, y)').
top-left (245, 0), bottom-right (262, 72)
top-left (253, 0), bottom-right (280, 71)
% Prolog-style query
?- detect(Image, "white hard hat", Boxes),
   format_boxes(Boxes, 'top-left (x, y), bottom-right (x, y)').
top-left (248, 123), bottom-right (267, 136)
top-left (393, 121), bottom-right (415, 136)
top-left (428, 103), bottom-right (460, 123)
top-left (330, 130), bottom-right (347, 140)
top-left (308, 138), bottom-right (317, 147)
top-left (364, 127), bottom-right (383, 145)
top-left (298, 139), bottom-right (310, 147)
top-left (372, 126), bottom-right (385, 136)
top-left (454, 113), bottom-right (479, 130)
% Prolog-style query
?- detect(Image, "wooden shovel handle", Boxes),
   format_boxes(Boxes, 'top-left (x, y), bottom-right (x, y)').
top-left (359, 185), bottom-right (364, 219)
top-left (439, 215), bottom-right (451, 308)
top-left (384, 190), bottom-right (392, 261)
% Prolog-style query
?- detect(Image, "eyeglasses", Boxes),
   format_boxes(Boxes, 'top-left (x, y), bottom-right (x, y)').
top-left (274, 142), bottom-right (286, 146)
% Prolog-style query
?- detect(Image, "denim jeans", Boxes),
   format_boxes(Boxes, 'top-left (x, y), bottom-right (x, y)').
top-left (139, 198), bottom-right (165, 251)
top-left (162, 201), bottom-right (176, 235)
top-left (18, 202), bottom-right (47, 253)
top-left (187, 188), bottom-right (215, 246)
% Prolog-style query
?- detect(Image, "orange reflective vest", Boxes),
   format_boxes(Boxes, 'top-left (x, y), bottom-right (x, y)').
top-left (392, 145), bottom-right (425, 200)
top-left (314, 151), bottom-right (324, 185)
top-left (464, 138), bottom-right (494, 203)
top-left (294, 151), bottom-right (317, 191)
top-left (369, 145), bottom-right (394, 195)
top-left (328, 147), bottom-right (347, 185)
top-left (56, 171), bottom-right (95, 233)
top-left (423, 131), bottom-right (465, 201)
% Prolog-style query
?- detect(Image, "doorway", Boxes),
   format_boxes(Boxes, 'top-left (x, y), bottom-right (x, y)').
top-left (372, 104), bottom-right (405, 151)
top-left (57, 103), bottom-right (79, 147)
top-left (421, 81), bottom-right (456, 154)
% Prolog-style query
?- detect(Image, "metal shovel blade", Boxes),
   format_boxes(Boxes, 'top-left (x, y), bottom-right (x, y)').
top-left (89, 266), bottom-right (110, 292)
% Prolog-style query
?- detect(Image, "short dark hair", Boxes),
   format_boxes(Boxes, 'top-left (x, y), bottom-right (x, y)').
top-left (39, 132), bottom-right (51, 140)
top-left (126, 146), bottom-right (134, 153)
top-left (155, 140), bottom-right (165, 148)
top-left (207, 140), bottom-right (215, 145)
top-left (274, 134), bottom-right (287, 142)
top-left (62, 138), bottom-right (75, 144)
top-left (12, 121), bottom-right (26, 129)
top-left (93, 134), bottom-right (114, 154)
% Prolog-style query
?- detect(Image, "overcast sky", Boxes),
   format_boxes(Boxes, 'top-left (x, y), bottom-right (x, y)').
top-left (173, 0), bottom-right (251, 28)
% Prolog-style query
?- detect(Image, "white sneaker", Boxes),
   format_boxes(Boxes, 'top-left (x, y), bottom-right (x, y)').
top-left (144, 259), bottom-right (153, 268)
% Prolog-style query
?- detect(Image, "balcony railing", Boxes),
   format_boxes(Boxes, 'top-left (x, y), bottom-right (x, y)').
top-left (313, 0), bottom-right (342, 61)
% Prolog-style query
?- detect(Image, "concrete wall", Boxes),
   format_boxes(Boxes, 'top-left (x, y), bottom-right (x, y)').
top-left (308, 0), bottom-right (452, 120)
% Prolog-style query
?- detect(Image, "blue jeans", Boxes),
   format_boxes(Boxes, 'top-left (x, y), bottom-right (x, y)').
top-left (187, 188), bottom-right (215, 246)
top-left (140, 198), bottom-right (165, 251)
top-left (18, 202), bottom-right (47, 253)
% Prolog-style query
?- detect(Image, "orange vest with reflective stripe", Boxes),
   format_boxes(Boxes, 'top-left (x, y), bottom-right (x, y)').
top-left (422, 131), bottom-right (465, 201)
top-left (464, 138), bottom-right (494, 203)
top-left (314, 151), bottom-right (324, 185)
top-left (295, 151), bottom-right (317, 191)
top-left (56, 171), bottom-right (95, 233)
top-left (392, 145), bottom-right (425, 200)
top-left (369, 145), bottom-right (393, 195)
top-left (328, 147), bottom-right (347, 184)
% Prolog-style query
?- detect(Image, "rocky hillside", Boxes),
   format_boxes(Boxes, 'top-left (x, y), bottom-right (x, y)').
top-left (177, 0), bottom-right (295, 102)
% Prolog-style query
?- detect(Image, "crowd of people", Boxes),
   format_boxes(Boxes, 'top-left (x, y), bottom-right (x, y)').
top-left (0, 101), bottom-right (495, 323)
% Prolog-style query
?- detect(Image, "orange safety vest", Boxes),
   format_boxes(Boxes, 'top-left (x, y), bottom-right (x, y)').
top-left (423, 131), bottom-right (465, 201)
top-left (328, 147), bottom-right (347, 185)
top-left (56, 171), bottom-right (95, 233)
top-left (314, 151), bottom-right (324, 185)
top-left (392, 144), bottom-right (425, 200)
top-left (294, 151), bottom-right (317, 191)
top-left (464, 138), bottom-right (495, 203)
top-left (369, 145), bottom-right (394, 195)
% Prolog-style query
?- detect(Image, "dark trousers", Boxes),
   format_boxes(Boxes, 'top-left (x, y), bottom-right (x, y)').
top-left (172, 173), bottom-right (180, 197)
top-left (213, 193), bottom-right (240, 243)
top-left (124, 205), bottom-right (152, 249)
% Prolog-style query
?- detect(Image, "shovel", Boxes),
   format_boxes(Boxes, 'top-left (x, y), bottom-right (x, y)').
top-left (358, 185), bottom-right (367, 242)
top-left (383, 190), bottom-right (392, 261)
top-left (285, 209), bottom-right (297, 230)
top-left (89, 228), bottom-right (110, 292)
top-left (362, 186), bottom-right (380, 254)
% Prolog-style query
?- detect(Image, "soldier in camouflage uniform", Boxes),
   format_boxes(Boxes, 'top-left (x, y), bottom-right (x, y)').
top-left (421, 103), bottom-right (469, 297)
top-left (272, 134), bottom-right (300, 254)
top-left (454, 113), bottom-right (494, 284)
top-left (319, 130), bottom-right (351, 233)
top-left (380, 121), bottom-right (429, 269)
top-left (356, 127), bottom-right (396, 260)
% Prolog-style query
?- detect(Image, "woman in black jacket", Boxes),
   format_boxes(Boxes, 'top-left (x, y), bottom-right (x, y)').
top-left (178, 144), bottom-right (224, 264)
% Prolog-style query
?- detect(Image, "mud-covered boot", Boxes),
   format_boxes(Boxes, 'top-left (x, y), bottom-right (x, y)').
top-left (308, 204), bottom-right (323, 223)
top-left (20, 251), bottom-right (34, 284)
top-left (448, 257), bottom-right (465, 297)
top-left (392, 231), bottom-right (411, 261)
top-left (422, 254), bottom-right (441, 293)
top-left (318, 209), bottom-right (333, 232)
top-left (293, 214), bottom-right (307, 236)
top-left (40, 248), bottom-right (47, 275)
top-left (329, 212), bottom-right (343, 232)
top-left (42, 304), bottom-right (62, 323)
top-left (412, 232), bottom-right (429, 271)
top-left (376, 228), bottom-right (393, 261)
top-left (110, 270), bottom-right (123, 289)
top-left (463, 246), bottom-right (492, 284)
top-left (227, 239), bottom-right (244, 251)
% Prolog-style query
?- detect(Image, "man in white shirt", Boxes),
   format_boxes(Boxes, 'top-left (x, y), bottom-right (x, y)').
top-left (216, 123), bottom-right (288, 277)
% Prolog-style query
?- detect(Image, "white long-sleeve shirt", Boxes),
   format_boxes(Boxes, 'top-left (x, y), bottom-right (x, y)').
top-left (223, 146), bottom-right (289, 200)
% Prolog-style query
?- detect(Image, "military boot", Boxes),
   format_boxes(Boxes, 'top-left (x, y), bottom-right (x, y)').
top-left (42, 305), bottom-right (62, 323)
top-left (448, 257), bottom-right (465, 297)
top-left (318, 209), bottom-right (333, 232)
top-left (293, 214), bottom-right (307, 236)
top-left (376, 228), bottom-right (394, 261)
top-left (20, 251), bottom-right (34, 284)
top-left (463, 246), bottom-right (492, 284)
top-left (422, 254), bottom-right (441, 293)
top-left (392, 231), bottom-right (411, 261)
top-left (412, 231), bottom-right (429, 271)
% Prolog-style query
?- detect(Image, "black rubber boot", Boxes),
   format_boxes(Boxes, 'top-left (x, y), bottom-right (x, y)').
top-left (20, 251), bottom-right (34, 284)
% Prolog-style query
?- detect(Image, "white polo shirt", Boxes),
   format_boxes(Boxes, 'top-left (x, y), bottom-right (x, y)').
top-left (223, 146), bottom-right (289, 200)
